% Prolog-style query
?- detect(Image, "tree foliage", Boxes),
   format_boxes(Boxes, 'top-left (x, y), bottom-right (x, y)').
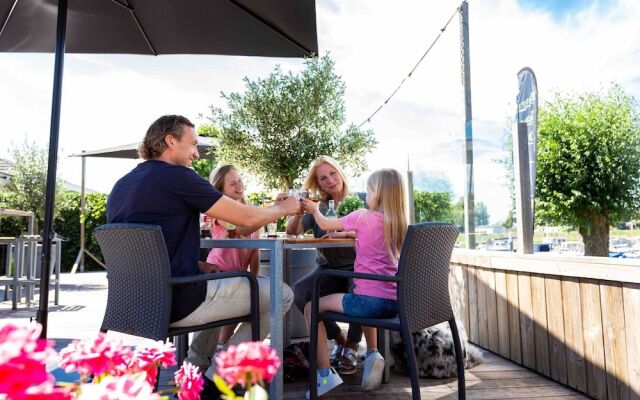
top-left (536, 85), bottom-right (640, 256)
top-left (4, 139), bottom-right (63, 231)
top-left (208, 55), bottom-right (377, 190)
top-left (192, 124), bottom-right (221, 180)
top-left (414, 191), bottom-right (453, 223)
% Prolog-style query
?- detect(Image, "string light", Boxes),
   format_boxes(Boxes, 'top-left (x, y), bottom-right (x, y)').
top-left (357, 2), bottom-right (464, 129)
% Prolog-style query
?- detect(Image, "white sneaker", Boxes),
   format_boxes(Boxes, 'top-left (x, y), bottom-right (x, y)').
top-left (306, 368), bottom-right (343, 399)
top-left (361, 350), bottom-right (384, 391)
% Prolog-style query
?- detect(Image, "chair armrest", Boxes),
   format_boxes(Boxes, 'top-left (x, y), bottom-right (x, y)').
top-left (312, 269), bottom-right (399, 286)
top-left (310, 269), bottom-right (399, 322)
top-left (169, 271), bottom-right (255, 285)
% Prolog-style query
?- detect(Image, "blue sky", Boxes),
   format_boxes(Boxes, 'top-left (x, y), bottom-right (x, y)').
top-left (1, 0), bottom-right (639, 225)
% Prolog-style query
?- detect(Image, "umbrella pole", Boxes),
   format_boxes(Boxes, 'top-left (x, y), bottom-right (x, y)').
top-left (37, 0), bottom-right (67, 339)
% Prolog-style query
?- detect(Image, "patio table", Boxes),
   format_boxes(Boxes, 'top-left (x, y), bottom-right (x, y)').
top-left (200, 237), bottom-right (354, 399)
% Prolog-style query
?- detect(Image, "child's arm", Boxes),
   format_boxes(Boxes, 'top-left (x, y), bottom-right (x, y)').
top-left (249, 250), bottom-right (260, 276)
top-left (301, 198), bottom-right (343, 232)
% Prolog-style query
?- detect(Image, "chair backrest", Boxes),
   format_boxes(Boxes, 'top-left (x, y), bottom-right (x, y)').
top-left (397, 222), bottom-right (459, 332)
top-left (94, 223), bottom-right (173, 341)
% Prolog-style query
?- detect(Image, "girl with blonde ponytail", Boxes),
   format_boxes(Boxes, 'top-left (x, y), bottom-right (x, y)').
top-left (299, 168), bottom-right (408, 397)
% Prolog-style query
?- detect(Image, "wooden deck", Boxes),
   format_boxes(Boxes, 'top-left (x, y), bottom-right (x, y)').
top-left (2, 271), bottom-right (587, 399)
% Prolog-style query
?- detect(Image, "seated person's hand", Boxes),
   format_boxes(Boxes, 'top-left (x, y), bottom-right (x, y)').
top-left (199, 261), bottom-right (220, 273)
top-left (281, 195), bottom-right (302, 215)
top-left (301, 198), bottom-right (319, 214)
top-left (322, 231), bottom-right (354, 239)
top-left (274, 192), bottom-right (289, 205)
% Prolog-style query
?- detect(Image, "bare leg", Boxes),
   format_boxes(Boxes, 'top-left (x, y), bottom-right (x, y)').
top-left (363, 326), bottom-right (377, 351)
top-left (218, 324), bottom-right (237, 346)
top-left (304, 293), bottom-right (346, 369)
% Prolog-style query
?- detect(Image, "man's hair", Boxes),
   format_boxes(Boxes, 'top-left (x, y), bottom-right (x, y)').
top-left (138, 115), bottom-right (195, 160)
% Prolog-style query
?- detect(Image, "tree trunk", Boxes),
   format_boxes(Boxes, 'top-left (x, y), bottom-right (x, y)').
top-left (579, 213), bottom-right (610, 257)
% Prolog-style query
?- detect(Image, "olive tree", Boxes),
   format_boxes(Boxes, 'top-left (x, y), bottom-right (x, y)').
top-left (207, 55), bottom-right (377, 190)
top-left (536, 85), bottom-right (640, 256)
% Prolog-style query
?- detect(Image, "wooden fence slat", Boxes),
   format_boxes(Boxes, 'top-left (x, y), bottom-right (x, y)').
top-left (506, 272), bottom-right (522, 364)
top-left (450, 263), bottom-right (469, 335)
top-left (562, 277), bottom-right (587, 393)
top-left (462, 264), bottom-right (470, 334)
top-left (486, 269), bottom-right (500, 353)
top-left (477, 268), bottom-right (489, 348)
top-left (600, 281), bottom-right (629, 400)
top-left (518, 272), bottom-right (536, 369)
top-left (623, 283), bottom-right (640, 400)
top-left (494, 270), bottom-right (510, 358)
top-left (580, 279), bottom-right (607, 399)
top-left (531, 273), bottom-right (550, 377)
top-left (468, 267), bottom-right (479, 344)
top-left (545, 276), bottom-right (568, 385)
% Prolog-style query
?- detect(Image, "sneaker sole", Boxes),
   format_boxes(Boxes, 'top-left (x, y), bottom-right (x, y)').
top-left (362, 357), bottom-right (385, 391)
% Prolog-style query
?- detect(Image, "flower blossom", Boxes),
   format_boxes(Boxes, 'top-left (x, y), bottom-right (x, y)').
top-left (77, 373), bottom-right (159, 400)
top-left (129, 340), bottom-right (177, 386)
top-left (215, 341), bottom-right (281, 387)
top-left (174, 362), bottom-right (204, 400)
top-left (0, 323), bottom-right (56, 399)
top-left (57, 332), bottom-right (132, 377)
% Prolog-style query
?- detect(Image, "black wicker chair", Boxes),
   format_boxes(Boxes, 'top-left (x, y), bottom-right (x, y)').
top-left (94, 223), bottom-right (259, 364)
top-left (308, 222), bottom-right (464, 400)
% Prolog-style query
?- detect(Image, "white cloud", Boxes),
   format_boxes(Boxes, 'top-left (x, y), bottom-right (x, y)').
top-left (1, 0), bottom-right (639, 224)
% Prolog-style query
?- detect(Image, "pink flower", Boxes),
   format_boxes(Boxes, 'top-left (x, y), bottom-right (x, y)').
top-left (174, 362), bottom-right (204, 400)
top-left (215, 341), bottom-right (281, 387)
top-left (130, 340), bottom-right (177, 383)
top-left (0, 323), bottom-right (56, 399)
top-left (24, 382), bottom-right (74, 400)
top-left (58, 332), bottom-right (132, 377)
top-left (77, 373), bottom-right (160, 400)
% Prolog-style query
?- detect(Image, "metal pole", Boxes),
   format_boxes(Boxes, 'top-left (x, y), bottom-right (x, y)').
top-left (37, 0), bottom-right (67, 338)
top-left (72, 154), bottom-right (86, 273)
top-left (460, 1), bottom-right (475, 249)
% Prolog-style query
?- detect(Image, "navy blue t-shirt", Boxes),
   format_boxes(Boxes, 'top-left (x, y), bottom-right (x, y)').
top-left (106, 160), bottom-right (223, 322)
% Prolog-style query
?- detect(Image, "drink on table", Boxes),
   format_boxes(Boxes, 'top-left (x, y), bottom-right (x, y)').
top-left (200, 215), bottom-right (211, 238)
top-left (226, 222), bottom-right (238, 239)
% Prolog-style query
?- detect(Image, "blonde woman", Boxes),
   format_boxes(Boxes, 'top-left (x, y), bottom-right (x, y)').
top-left (300, 168), bottom-right (408, 397)
top-left (286, 156), bottom-right (364, 376)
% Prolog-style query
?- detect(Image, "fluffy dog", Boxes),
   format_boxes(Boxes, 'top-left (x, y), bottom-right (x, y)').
top-left (389, 321), bottom-right (482, 378)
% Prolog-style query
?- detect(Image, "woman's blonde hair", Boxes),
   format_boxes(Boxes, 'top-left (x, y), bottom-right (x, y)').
top-left (209, 164), bottom-right (247, 204)
top-left (303, 156), bottom-right (350, 201)
top-left (367, 169), bottom-right (408, 261)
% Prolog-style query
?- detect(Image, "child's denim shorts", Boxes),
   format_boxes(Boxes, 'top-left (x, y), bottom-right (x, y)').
top-left (342, 294), bottom-right (398, 318)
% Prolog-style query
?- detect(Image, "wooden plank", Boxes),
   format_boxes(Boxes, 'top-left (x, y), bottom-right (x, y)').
top-left (495, 269), bottom-right (510, 358)
top-left (477, 267), bottom-right (489, 348)
top-left (600, 281), bottom-right (630, 400)
top-left (546, 276), bottom-right (568, 385)
top-left (580, 279), bottom-right (607, 399)
top-left (486, 268), bottom-right (500, 353)
top-left (451, 249), bottom-right (640, 284)
top-left (506, 271), bottom-right (522, 364)
top-left (562, 277), bottom-right (587, 393)
top-left (468, 266), bottom-right (479, 344)
top-left (449, 263), bottom-right (469, 335)
top-left (531, 273), bottom-right (551, 377)
top-left (518, 272), bottom-right (536, 369)
top-left (462, 264), bottom-right (470, 333)
top-left (623, 283), bottom-right (640, 400)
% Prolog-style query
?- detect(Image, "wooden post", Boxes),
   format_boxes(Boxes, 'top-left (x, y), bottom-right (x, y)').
top-left (460, 1), bottom-right (475, 249)
top-left (513, 122), bottom-right (533, 253)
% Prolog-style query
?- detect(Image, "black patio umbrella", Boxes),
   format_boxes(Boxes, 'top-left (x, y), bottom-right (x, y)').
top-left (0, 0), bottom-right (317, 338)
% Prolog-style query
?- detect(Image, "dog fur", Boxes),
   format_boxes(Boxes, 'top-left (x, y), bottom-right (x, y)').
top-left (388, 321), bottom-right (483, 378)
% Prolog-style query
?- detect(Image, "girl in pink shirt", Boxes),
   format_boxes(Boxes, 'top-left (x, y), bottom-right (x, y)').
top-left (301, 168), bottom-right (408, 397)
top-left (206, 165), bottom-right (262, 346)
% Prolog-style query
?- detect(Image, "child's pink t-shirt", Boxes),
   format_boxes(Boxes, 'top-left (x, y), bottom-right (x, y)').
top-left (206, 219), bottom-right (258, 272)
top-left (340, 209), bottom-right (398, 300)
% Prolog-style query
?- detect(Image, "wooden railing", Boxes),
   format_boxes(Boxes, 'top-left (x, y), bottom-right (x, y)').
top-left (449, 250), bottom-right (640, 400)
